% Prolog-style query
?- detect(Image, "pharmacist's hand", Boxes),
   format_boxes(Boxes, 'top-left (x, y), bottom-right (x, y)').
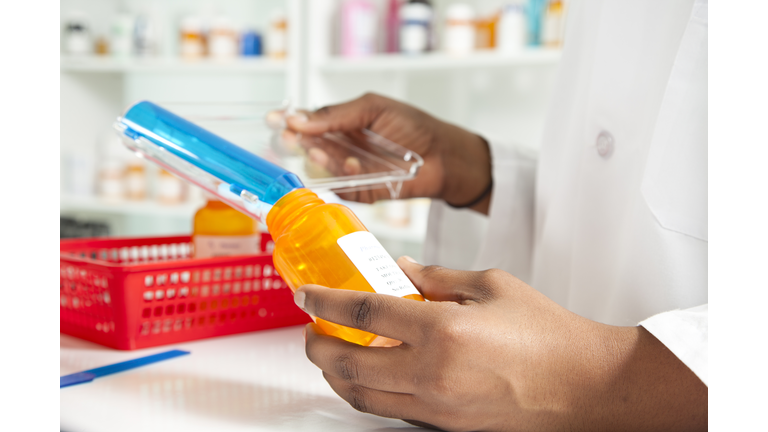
top-left (269, 93), bottom-right (491, 212)
top-left (294, 258), bottom-right (708, 432)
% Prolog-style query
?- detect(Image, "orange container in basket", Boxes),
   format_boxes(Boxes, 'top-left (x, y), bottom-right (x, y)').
top-left (60, 233), bottom-right (310, 350)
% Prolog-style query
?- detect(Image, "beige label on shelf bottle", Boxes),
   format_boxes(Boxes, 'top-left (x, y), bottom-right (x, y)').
top-left (193, 235), bottom-right (261, 258)
top-left (337, 231), bottom-right (420, 298)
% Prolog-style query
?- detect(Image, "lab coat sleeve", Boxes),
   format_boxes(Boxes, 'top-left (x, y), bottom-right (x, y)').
top-left (640, 304), bottom-right (708, 386)
top-left (423, 140), bottom-right (537, 281)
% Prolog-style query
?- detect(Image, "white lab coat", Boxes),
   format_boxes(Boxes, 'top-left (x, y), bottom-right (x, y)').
top-left (424, 0), bottom-right (708, 385)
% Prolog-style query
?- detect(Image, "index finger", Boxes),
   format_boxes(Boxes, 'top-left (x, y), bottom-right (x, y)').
top-left (295, 285), bottom-right (433, 345)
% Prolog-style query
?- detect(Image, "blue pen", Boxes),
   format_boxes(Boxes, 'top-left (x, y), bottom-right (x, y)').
top-left (60, 349), bottom-right (190, 388)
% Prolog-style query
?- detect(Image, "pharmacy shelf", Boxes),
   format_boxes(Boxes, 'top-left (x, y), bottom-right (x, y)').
top-left (60, 195), bottom-right (428, 243)
top-left (60, 195), bottom-right (205, 218)
top-left (345, 202), bottom-right (429, 244)
top-left (60, 56), bottom-right (288, 73)
top-left (319, 49), bottom-right (562, 73)
top-left (364, 218), bottom-right (427, 243)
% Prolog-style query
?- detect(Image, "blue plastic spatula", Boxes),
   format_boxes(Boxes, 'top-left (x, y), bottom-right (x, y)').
top-left (60, 349), bottom-right (190, 388)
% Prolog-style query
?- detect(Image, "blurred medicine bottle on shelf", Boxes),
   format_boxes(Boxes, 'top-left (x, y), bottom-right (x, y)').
top-left (241, 29), bottom-right (262, 56)
top-left (385, 0), bottom-right (401, 53)
top-left (157, 170), bottom-right (186, 205)
top-left (64, 15), bottom-right (92, 55)
top-left (180, 16), bottom-right (205, 59)
top-left (209, 16), bottom-right (238, 59)
top-left (443, 3), bottom-right (476, 56)
top-left (110, 13), bottom-right (134, 58)
top-left (474, 8), bottom-right (500, 50)
top-left (384, 199), bottom-right (410, 227)
top-left (497, 3), bottom-right (527, 54)
top-left (98, 160), bottom-right (125, 201)
top-left (134, 14), bottom-right (157, 56)
top-left (267, 10), bottom-right (288, 59)
top-left (541, 0), bottom-right (566, 48)
top-left (341, 0), bottom-right (377, 58)
top-left (125, 159), bottom-right (147, 201)
top-left (94, 35), bottom-right (110, 55)
top-left (193, 196), bottom-right (261, 259)
top-left (399, 2), bottom-right (432, 54)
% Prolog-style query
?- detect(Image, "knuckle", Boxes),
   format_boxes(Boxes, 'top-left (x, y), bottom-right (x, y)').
top-left (473, 268), bottom-right (507, 300)
top-left (426, 372), bottom-right (457, 399)
top-left (334, 352), bottom-right (360, 383)
top-left (439, 320), bottom-right (465, 343)
top-left (347, 385), bottom-right (370, 413)
top-left (419, 265), bottom-right (445, 280)
top-left (349, 295), bottom-right (378, 331)
top-left (433, 310), bottom-right (470, 343)
top-left (315, 105), bottom-right (332, 116)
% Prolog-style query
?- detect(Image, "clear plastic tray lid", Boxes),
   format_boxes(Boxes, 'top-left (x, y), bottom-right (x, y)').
top-left (114, 101), bottom-right (424, 222)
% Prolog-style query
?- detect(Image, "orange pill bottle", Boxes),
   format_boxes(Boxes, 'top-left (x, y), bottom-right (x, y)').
top-left (193, 198), bottom-right (261, 259)
top-left (267, 188), bottom-right (424, 346)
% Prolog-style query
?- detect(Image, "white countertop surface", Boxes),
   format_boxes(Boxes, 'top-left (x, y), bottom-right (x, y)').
top-left (60, 327), bottom-right (417, 432)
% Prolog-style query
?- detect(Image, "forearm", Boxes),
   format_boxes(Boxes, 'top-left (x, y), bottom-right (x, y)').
top-left (575, 325), bottom-right (708, 431)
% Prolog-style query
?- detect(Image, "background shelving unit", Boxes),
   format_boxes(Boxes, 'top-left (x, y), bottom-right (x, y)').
top-left (318, 49), bottom-right (561, 73)
top-left (60, 55), bottom-right (288, 73)
top-left (60, 0), bottom-right (563, 261)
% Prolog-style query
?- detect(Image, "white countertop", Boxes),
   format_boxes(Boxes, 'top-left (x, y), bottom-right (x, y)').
top-left (61, 327), bottom-right (417, 432)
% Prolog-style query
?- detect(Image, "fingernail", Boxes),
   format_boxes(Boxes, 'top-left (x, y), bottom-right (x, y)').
top-left (343, 157), bottom-right (362, 175)
top-left (294, 290), bottom-right (306, 310)
top-left (403, 256), bottom-right (419, 264)
top-left (308, 148), bottom-right (329, 166)
top-left (265, 110), bottom-right (285, 129)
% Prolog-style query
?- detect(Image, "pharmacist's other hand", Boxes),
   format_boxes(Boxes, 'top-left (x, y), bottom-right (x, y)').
top-left (275, 93), bottom-right (492, 212)
top-left (294, 258), bottom-right (708, 432)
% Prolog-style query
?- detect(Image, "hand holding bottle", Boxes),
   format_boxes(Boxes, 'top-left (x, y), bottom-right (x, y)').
top-left (272, 93), bottom-right (493, 213)
top-left (294, 258), bottom-right (708, 431)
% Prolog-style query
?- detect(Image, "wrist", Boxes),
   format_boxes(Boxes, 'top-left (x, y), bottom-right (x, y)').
top-left (435, 123), bottom-right (492, 212)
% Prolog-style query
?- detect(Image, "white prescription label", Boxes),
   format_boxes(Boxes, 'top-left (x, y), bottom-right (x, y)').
top-left (193, 235), bottom-right (261, 259)
top-left (337, 231), bottom-right (421, 298)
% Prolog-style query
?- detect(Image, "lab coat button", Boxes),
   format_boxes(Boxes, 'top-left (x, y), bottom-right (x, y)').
top-left (596, 131), bottom-right (614, 158)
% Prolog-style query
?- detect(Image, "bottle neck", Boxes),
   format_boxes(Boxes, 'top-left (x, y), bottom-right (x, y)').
top-left (266, 188), bottom-right (325, 239)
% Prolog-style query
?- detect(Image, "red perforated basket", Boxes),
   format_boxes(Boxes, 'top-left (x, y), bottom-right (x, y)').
top-left (60, 233), bottom-right (311, 350)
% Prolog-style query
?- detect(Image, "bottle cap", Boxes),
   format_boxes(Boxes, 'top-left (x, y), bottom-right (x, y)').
top-left (400, 3), bottom-right (432, 22)
top-left (446, 4), bottom-right (475, 21)
top-left (115, 101), bottom-right (305, 222)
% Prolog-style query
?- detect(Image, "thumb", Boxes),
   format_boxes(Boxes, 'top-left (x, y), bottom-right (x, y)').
top-left (396, 256), bottom-right (492, 304)
top-left (286, 93), bottom-right (386, 135)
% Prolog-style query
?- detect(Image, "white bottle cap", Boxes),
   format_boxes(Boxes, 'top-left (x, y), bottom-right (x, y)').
top-left (400, 3), bottom-right (432, 22)
top-left (446, 4), bottom-right (475, 21)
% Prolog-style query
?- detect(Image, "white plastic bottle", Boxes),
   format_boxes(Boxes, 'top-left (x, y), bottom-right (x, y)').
top-left (64, 14), bottom-right (92, 56)
top-left (267, 9), bottom-right (288, 59)
top-left (497, 3), bottom-right (527, 54)
top-left (399, 2), bottom-right (432, 54)
top-left (443, 3), bottom-right (475, 56)
top-left (111, 13), bottom-right (135, 58)
top-left (208, 16), bottom-right (238, 59)
top-left (133, 14), bottom-right (157, 57)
